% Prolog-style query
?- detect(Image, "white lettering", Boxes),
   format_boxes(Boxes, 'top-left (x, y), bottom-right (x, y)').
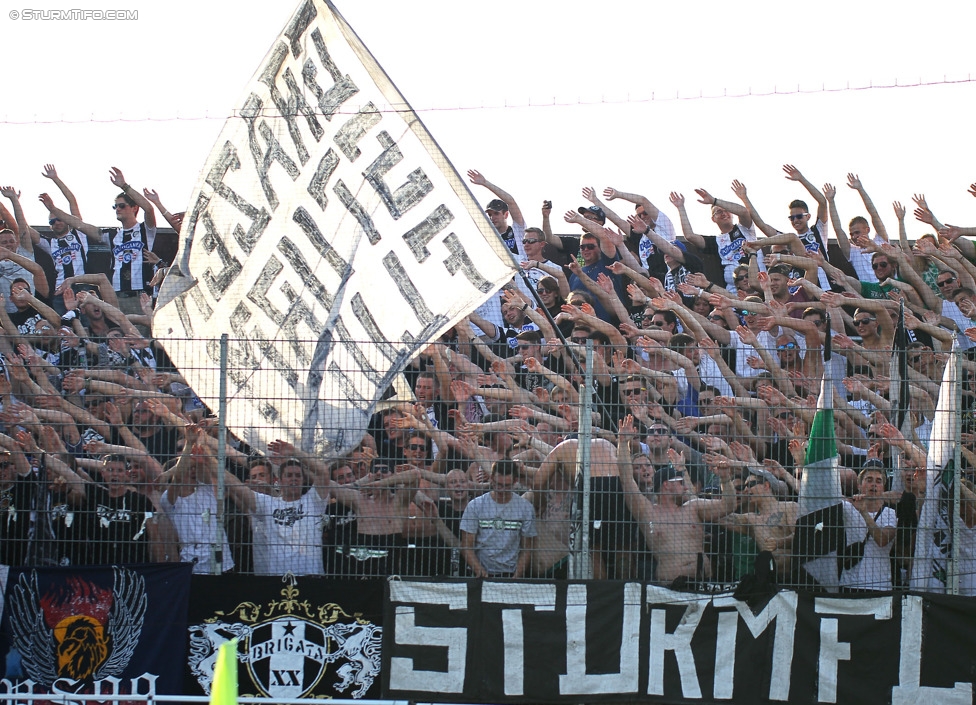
top-left (388, 582), bottom-right (467, 694)
top-left (647, 589), bottom-right (705, 698)
top-left (891, 594), bottom-right (972, 705)
top-left (482, 582), bottom-right (556, 696)
top-left (559, 583), bottom-right (641, 695)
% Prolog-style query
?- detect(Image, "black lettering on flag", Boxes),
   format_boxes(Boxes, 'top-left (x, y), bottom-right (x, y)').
top-left (383, 251), bottom-right (435, 326)
top-left (328, 360), bottom-right (371, 413)
top-left (334, 181), bottom-right (382, 245)
top-left (402, 205), bottom-right (454, 263)
top-left (334, 103), bottom-right (382, 162)
top-left (215, 302), bottom-right (283, 424)
top-left (174, 293), bottom-right (195, 338)
top-left (200, 213), bottom-right (243, 300)
top-left (179, 192), bottom-right (210, 260)
top-left (350, 293), bottom-right (399, 362)
top-left (259, 42), bottom-right (325, 166)
top-left (364, 131), bottom-right (434, 220)
top-left (442, 233), bottom-right (494, 293)
top-left (306, 148), bottom-right (340, 212)
top-left (282, 0), bottom-right (317, 58)
top-left (332, 317), bottom-right (385, 386)
top-left (304, 28), bottom-right (359, 122)
top-left (205, 142), bottom-right (271, 256)
top-left (276, 237), bottom-right (341, 309)
top-left (241, 93), bottom-right (301, 210)
top-left (291, 206), bottom-right (351, 278)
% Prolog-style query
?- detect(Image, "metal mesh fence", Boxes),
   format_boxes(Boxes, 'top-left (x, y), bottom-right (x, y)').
top-left (0, 333), bottom-right (969, 594)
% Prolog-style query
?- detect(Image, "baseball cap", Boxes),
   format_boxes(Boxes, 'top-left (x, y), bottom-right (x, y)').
top-left (485, 199), bottom-right (508, 213)
top-left (577, 205), bottom-right (606, 223)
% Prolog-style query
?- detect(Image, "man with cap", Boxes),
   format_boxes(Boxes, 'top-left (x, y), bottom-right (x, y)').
top-left (467, 169), bottom-right (526, 258)
top-left (721, 467), bottom-right (797, 582)
top-left (839, 461), bottom-right (896, 591)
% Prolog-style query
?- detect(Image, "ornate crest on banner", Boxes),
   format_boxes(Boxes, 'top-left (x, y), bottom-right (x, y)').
top-left (188, 580), bottom-right (381, 699)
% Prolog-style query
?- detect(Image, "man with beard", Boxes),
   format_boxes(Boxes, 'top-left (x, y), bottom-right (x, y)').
top-left (720, 468), bottom-right (797, 582)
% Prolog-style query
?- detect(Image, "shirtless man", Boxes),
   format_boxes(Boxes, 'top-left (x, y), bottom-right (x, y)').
top-left (535, 435), bottom-right (627, 579)
top-left (617, 415), bottom-right (735, 585)
top-left (721, 469), bottom-right (798, 581)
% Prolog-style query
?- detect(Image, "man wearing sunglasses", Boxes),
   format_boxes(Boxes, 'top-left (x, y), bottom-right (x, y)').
top-left (721, 468), bottom-right (796, 582)
top-left (42, 167), bottom-right (158, 315)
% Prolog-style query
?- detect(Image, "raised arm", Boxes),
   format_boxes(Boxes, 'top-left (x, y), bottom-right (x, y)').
top-left (823, 183), bottom-right (851, 260)
top-left (731, 180), bottom-right (778, 238)
top-left (847, 173), bottom-right (888, 242)
top-left (41, 164), bottom-right (81, 218)
top-left (694, 186), bottom-right (753, 228)
top-left (0, 187), bottom-right (40, 249)
top-left (109, 168), bottom-right (156, 230)
top-left (39, 193), bottom-right (102, 242)
top-left (667, 192), bottom-right (706, 250)
top-left (467, 170), bottom-right (524, 227)
top-left (783, 164), bottom-right (826, 224)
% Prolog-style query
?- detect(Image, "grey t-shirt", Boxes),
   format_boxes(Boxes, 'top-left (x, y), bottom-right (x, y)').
top-left (460, 491), bottom-right (537, 575)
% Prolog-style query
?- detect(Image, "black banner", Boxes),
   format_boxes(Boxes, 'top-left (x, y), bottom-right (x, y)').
top-left (185, 575), bottom-right (384, 700)
top-left (383, 580), bottom-right (976, 704)
top-left (0, 563), bottom-right (192, 700)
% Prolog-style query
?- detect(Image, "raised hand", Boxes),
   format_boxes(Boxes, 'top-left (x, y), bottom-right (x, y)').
top-left (38, 193), bottom-right (56, 211)
top-left (893, 201), bottom-right (906, 220)
top-left (41, 164), bottom-right (59, 180)
top-left (142, 188), bottom-right (162, 206)
top-left (694, 188), bottom-right (714, 205)
top-left (602, 187), bottom-right (619, 201)
top-left (782, 164), bottom-right (804, 182)
top-left (0, 186), bottom-right (21, 200)
top-left (823, 183), bottom-right (836, 199)
top-left (846, 173), bottom-right (863, 191)
top-left (108, 167), bottom-right (128, 189)
top-left (669, 192), bottom-right (685, 208)
top-left (466, 169), bottom-right (487, 187)
top-left (582, 186), bottom-right (599, 204)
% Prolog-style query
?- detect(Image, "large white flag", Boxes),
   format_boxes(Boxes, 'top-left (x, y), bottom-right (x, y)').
top-left (912, 344), bottom-right (960, 592)
top-left (154, 0), bottom-right (516, 458)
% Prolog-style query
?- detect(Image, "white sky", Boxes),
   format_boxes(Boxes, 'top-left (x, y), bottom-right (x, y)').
top-left (3, 0), bottom-right (976, 240)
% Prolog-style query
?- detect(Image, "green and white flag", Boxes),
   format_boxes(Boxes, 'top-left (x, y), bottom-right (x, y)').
top-left (793, 321), bottom-right (861, 590)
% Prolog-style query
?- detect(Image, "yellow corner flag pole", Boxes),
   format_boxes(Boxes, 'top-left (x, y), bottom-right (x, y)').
top-left (210, 638), bottom-right (239, 705)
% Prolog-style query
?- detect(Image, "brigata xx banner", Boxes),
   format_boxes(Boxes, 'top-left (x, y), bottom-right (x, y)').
top-left (383, 580), bottom-right (976, 704)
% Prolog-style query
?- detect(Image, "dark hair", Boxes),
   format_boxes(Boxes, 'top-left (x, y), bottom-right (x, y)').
top-left (117, 192), bottom-right (137, 208)
top-left (768, 264), bottom-right (792, 277)
top-left (492, 458), bottom-right (519, 478)
top-left (651, 309), bottom-right (678, 326)
top-left (669, 333), bottom-right (696, 352)
top-left (516, 329), bottom-right (542, 344)
top-left (789, 199), bottom-right (808, 211)
top-left (525, 226), bottom-right (545, 238)
top-left (588, 330), bottom-right (611, 346)
top-left (102, 453), bottom-right (130, 467)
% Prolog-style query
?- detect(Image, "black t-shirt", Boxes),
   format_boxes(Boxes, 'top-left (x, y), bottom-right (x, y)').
top-left (82, 484), bottom-right (152, 565)
top-left (0, 476), bottom-right (32, 567)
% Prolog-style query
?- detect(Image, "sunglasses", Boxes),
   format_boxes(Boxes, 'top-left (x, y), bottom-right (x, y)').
top-left (787, 213), bottom-right (808, 221)
top-left (407, 444), bottom-right (426, 451)
top-left (806, 318), bottom-right (825, 326)
top-left (734, 275), bottom-right (747, 282)
top-left (937, 278), bottom-right (957, 287)
top-left (777, 342), bottom-right (797, 351)
top-left (647, 427), bottom-right (670, 436)
top-left (111, 203), bottom-right (128, 210)
top-left (707, 315), bottom-right (725, 323)
top-left (649, 320), bottom-right (666, 327)
top-left (522, 238), bottom-right (542, 245)
top-left (741, 311), bottom-right (758, 317)
top-left (571, 337), bottom-right (588, 344)
top-left (48, 218), bottom-right (60, 226)
top-left (621, 388), bottom-right (646, 396)
top-left (871, 261), bottom-right (890, 270)
top-left (579, 243), bottom-right (598, 251)
top-left (853, 317), bottom-right (876, 326)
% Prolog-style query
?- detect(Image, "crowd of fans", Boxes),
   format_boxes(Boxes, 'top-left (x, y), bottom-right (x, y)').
top-left (1, 163), bottom-right (976, 592)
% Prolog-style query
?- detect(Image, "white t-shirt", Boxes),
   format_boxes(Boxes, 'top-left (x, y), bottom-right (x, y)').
top-left (729, 329), bottom-right (779, 379)
top-left (161, 484), bottom-right (234, 574)
top-left (840, 505), bottom-right (896, 590)
top-left (250, 489), bottom-right (330, 576)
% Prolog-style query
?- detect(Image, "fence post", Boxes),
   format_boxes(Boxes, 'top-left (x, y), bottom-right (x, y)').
top-left (214, 334), bottom-right (228, 576)
top-left (572, 340), bottom-right (594, 580)
top-left (950, 348), bottom-right (962, 595)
